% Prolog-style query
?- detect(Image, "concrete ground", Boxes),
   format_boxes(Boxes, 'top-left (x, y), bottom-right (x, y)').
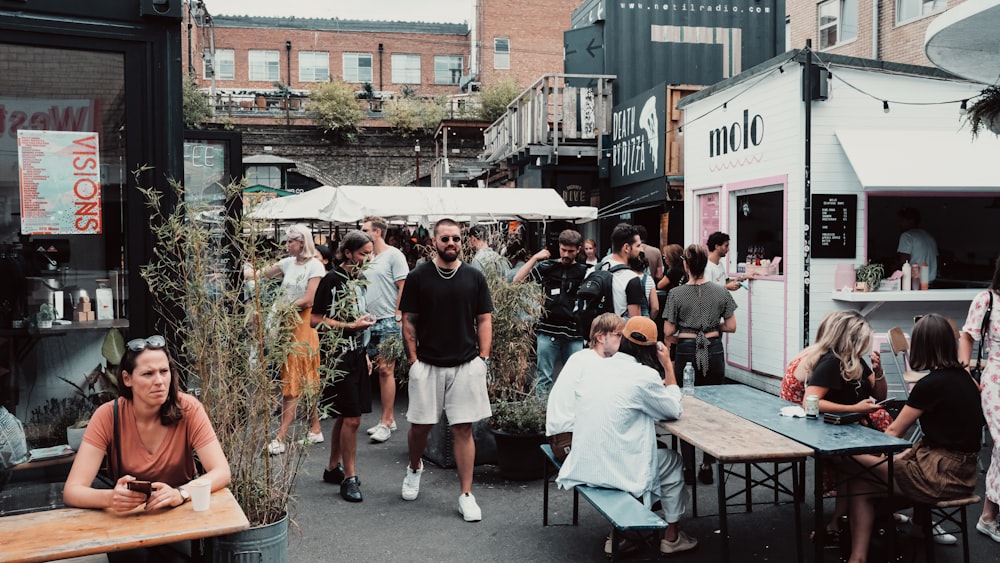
top-left (285, 392), bottom-right (998, 563)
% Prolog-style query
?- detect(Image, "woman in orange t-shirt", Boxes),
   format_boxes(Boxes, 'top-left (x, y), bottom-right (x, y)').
top-left (64, 335), bottom-right (231, 561)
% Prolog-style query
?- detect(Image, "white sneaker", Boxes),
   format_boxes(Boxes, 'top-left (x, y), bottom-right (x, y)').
top-left (931, 524), bottom-right (957, 545)
top-left (458, 492), bottom-right (482, 522)
top-left (976, 517), bottom-right (1000, 543)
top-left (401, 462), bottom-right (423, 501)
top-left (267, 439), bottom-right (285, 455)
top-left (370, 424), bottom-right (391, 443)
top-left (306, 432), bottom-right (324, 445)
top-left (367, 421), bottom-right (397, 435)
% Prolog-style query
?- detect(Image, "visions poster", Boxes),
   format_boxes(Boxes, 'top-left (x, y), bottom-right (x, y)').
top-left (17, 130), bottom-right (102, 235)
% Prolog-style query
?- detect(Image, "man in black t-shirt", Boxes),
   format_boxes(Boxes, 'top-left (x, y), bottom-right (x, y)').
top-left (398, 218), bottom-right (493, 523)
top-left (512, 229), bottom-right (588, 396)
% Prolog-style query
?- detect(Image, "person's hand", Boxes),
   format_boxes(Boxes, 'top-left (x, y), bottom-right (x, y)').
top-left (353, 314), bottom-right (376, 331)
top-left (532, 248), bottom-right (551, 262)
top-left (143, 482), bottom-right (184, 511)
top-left (852, 397), bottom-right (880, 414)
top-left (870, 350), bottom-right (883, 377)
top-left (114, 476), bottom-right (153, 513)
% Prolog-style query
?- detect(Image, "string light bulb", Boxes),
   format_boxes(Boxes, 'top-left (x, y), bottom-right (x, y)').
top-left (882, 100), bottom-right (890, 114)
top-left (960, 99), bottom-right (968, 115)
top-left (723, 102), bottom-right (728, 111)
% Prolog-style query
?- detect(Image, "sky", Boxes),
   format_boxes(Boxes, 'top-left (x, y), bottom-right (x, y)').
top-left (203, 0), bottom-right (474, 24)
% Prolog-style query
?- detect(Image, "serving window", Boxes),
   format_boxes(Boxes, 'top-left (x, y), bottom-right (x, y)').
top-left (730, 186), bottom-right (784, 276)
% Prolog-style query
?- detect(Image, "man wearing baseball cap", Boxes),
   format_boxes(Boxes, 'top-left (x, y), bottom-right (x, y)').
top-left (556, 316), bottom-right (697, 556)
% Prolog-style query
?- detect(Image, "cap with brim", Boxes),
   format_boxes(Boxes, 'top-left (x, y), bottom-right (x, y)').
top-left (623, 316), bottom-right (658, 346)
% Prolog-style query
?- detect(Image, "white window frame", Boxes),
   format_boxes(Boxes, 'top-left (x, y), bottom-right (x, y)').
top-left (434, 55), bottom-right (463, 85)
top-left (203, 48), bottom-right (234, 80)
top-left (391, 53), bottom-right (421, 84)
top-left (896, 0), bottom-right (947, 24)
top-left (343, 52), bottom-right (373, 83)
top-left (248, 50), bottom-right (280, 81)
top-left (298, 51), bottom-right (329, 82)
top-left (817, 0), bottom-right (858, 50)
top-left (494, 37), bottom-right (510, 70)
top-left (246, 165), bottom-right (282, 190)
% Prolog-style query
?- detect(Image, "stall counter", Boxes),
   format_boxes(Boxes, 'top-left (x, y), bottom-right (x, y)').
top-left (831, 288), bottom-right (981, 317)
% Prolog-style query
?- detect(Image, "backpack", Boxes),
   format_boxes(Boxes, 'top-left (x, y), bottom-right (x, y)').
top-left (574, 262), bottom-right (630, 339)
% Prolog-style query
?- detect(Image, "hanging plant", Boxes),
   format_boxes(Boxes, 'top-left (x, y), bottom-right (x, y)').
top-left (965, 85), bottom-right (1000, 138)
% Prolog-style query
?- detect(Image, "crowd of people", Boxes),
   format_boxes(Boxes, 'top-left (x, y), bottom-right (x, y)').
top-left (57, 212), bottom-right (998, 560)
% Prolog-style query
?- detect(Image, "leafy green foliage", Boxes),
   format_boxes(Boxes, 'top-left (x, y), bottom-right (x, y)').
top-left (477, 78), bottom-right (521, 123)
top-left (307, 80), bottom-right (364, 136)
top-left (856, 263), bottom-right (885, 292)
top-left (490, 395), bottom-right (546, 436)
top-left (966, 85), bottom-right (1000, 138)
top-left (182, 76), bottom-right (212, 130)
top-left (383, 96), bottom-right (448, 135)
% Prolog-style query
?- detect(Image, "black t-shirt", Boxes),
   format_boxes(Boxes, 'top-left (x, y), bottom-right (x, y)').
top-left (313, 264), bottom-right (368, 353)
top-left (809, 350), bottom-right (874, 406)
top-left (907, 367), bottom-right (985, 452)
top-left (399, 261), bottom-right (493, 367)
top-left (528, 259), bottom-right (588, 334)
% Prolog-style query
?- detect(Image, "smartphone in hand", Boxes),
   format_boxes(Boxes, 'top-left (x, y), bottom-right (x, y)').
top-left (126, 480), bottom-right (154, 496)
top-left (875, 397), bottom-right (899, 406)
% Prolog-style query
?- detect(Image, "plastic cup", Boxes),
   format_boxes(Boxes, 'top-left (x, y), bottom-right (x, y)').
top-left (188, 478), bottom-right (211, 512)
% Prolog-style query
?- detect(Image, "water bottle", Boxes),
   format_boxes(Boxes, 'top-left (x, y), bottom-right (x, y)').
top-left (682, 362), bottom-right (695, 397)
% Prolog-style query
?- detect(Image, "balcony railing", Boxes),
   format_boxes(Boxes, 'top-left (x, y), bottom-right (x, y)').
top-left (482, 74), bottom-right (616, 164)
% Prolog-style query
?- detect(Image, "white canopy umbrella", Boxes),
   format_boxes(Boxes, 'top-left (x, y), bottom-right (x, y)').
top-left (925, 0), bottom-right (1000, 84)
top-left (248, 185), bottom-right (597, 224)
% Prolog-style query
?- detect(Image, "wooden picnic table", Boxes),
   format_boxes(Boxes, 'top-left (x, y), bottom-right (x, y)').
top-left (0, 487), bottom-right (249, 563)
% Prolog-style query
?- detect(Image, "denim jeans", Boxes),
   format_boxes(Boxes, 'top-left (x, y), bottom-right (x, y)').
top-left (535, 333), bottom-right (584, 396)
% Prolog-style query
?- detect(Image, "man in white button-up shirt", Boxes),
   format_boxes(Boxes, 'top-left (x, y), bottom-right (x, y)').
top-left (556, 316), bottom-right (697, 556)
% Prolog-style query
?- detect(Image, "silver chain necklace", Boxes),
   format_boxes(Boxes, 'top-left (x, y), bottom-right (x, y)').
top-left (434, 261), bottom-right (459, 280)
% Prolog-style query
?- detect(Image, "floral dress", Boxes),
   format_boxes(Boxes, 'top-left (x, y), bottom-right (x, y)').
top-left (962, 289), bottom-right (1000, 505)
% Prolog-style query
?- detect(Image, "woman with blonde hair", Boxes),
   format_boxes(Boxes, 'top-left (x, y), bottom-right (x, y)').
top-left (780, 310), bottom-right (854, 403)
top-left (247, 223), bottom-right (325, 455)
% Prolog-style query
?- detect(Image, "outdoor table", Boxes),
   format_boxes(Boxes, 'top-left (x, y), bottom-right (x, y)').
top-left (0, 487), bottom-right (249, 563)
top-left (694, 385), bottom-right (911, 562)
top-left (659, 396), bottom-right (813, 562)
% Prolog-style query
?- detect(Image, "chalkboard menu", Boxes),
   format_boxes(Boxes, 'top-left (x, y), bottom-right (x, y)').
top-left (811, 194), bottom-right (856, 259)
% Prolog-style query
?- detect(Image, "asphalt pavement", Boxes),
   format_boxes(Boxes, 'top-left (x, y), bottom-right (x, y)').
top-left (286, 391), bottom-right (998, 563)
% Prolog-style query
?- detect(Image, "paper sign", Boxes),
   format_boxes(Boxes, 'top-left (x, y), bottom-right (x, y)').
top-left (17, 130), bottom-right (102, 235)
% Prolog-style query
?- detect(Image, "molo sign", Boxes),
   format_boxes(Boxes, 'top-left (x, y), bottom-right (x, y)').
top-left (708, 108), bottom-right (764, 162)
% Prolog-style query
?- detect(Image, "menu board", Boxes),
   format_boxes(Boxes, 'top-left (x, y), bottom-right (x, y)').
top-left (811, 194), bottom-right (856, 258)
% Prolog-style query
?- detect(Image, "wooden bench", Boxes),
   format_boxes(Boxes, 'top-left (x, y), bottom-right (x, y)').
top-left (540, 444), bottom-right (668, 561)
top-left (914, 495), bottom-right (981, 563)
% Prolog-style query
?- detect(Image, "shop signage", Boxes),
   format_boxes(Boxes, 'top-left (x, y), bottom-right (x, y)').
top-left (610, 83), bottom-right (666, 188)
top-left (810, 194), bottom-right (856, 259)
top-left (1, 97), bottom-right (97, 162)
top-left (17, 130), bottom-right (102, 235)
top-left (709, 108), bottom-right (764, 158)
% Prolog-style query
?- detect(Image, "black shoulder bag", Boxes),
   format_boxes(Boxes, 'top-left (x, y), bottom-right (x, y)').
top-left (98, 398), bottom-right (122, 486)
top-left (971, 291), bottom-right (994, 383)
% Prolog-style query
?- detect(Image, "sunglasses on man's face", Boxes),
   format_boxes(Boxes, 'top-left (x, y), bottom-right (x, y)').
top-left (439, 236), bottom-right (461, 243)
top-left (127, 335), bottom-right (167, 353)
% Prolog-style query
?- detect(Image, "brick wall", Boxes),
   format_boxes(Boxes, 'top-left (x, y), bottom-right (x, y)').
top-left (477, 0), bottom-right (581, 89)
top-left (786, 0), bottom-right (967, 66)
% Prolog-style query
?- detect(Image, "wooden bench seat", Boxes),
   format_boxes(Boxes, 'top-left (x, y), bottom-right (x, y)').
top-left (540, 444), bottom-right (667, 561)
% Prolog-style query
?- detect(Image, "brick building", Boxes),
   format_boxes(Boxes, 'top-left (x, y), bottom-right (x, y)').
top-left (786, 0), bottom-right (968, 65)
top-left (476, 0), bottom-right (581, 89)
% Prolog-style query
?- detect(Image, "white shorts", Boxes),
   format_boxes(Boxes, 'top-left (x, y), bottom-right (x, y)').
top-left (406, 358), bottom-right (492, 425)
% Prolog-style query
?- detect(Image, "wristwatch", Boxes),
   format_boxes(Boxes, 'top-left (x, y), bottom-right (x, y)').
top-left (177, 486), bottom-right (191, 504)
top-left (394, 313), bottom-right (402, 322)
top-left (480, 356), bottom-right (490, 365)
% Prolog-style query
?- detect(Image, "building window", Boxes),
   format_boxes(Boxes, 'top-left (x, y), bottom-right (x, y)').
top-left (818, 0), bottom-right (858, 49)
top-left (343, 52), bottom-right (373, 83)
top-left (246, 165), bottom-right (282, 190)
top-left (494, 38), bottom-right (510, 70)
top-left (248, 50), bottom-right (280, 81)
top-left (203, 48), bottom-right (234, 80)
top-left (391, 54), bottom-right (421, 84)
top-left (299, 51), bottom-right (329, 82)
top-left (896, 0), bottom-right (947, 23)
top-left (434, 55), bottom-right (463, 85)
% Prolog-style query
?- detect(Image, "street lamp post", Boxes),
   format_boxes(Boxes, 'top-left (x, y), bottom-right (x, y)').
top-left (414, 140), bottom-right (420, 186)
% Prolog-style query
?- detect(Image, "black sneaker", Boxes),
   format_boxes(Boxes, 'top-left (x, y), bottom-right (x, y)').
top-left (340, 476), bottom-right (362, 502)
top-left (683, 468), bottom-right (695, 485)
top-left (323, 463), bottom-right (346, 484)
top-left (698, 465), bottom-right (714, 485)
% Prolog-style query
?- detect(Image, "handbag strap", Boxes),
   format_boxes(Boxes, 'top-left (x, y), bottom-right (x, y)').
top-left (112, 398), bottom-right (122, 481)
top-left (976, 291), bottom-right (994, 369)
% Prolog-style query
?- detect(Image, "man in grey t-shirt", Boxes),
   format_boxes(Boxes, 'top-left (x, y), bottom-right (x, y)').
top-left (361, 216), bottom-right (409, 443)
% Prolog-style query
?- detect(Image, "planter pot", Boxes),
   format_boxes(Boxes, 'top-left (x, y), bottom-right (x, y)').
top-left (67, 427), bottom-right (86, 451)
top-left (423, 411), bottom-right (496, 468)
top-left (489, 427), bottom-right (546, 481)
top-left (207, 512), bottom-right (288, 563)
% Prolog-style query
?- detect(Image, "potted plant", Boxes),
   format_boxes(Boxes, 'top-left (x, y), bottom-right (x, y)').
top-left (855, 262), bottom-right (885, 293)
top-left (140, 177), bottom-right (315, 560)
top-left (56, 331), bottom-right (122, 450)
top-left (36, 303), bottom-right (54, 329)
top-left (488, 394), bottom-right (548, 480)
top-left (965, 85), bottom-right (1000, 138)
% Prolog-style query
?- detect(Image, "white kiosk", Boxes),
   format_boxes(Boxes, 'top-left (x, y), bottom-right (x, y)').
top-left (677, 49), bottom-right (1000, 392)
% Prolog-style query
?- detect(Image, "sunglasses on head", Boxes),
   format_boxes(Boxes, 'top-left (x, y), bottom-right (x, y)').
top-left (127, 335), bottom-right (166, 353)
top-left (439, 235), bottom-right (461, 243)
